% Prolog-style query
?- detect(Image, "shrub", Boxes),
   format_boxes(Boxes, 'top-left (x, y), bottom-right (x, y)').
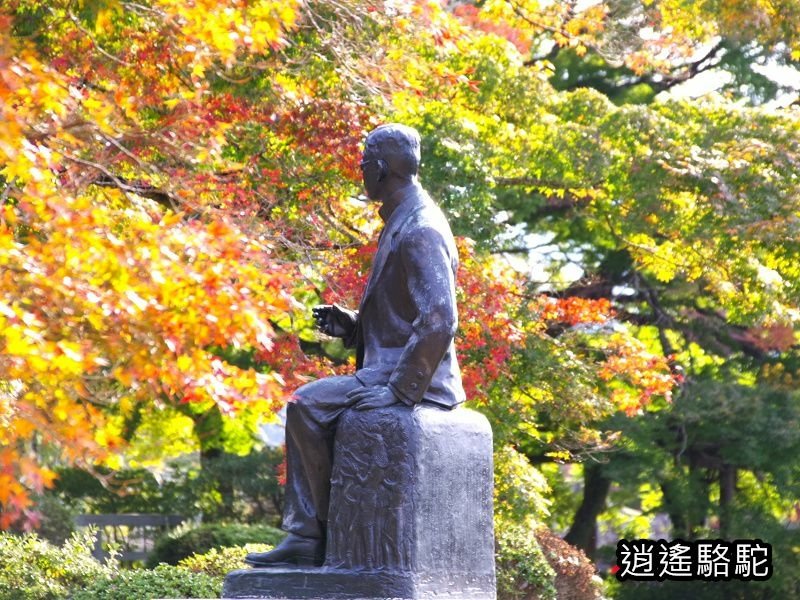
top-left (0, 529), bottom-right (116, 600)
top-left (493, 445), bottom-right (561, 600)
top-left (535, 528), bottom-right (603, 600)
top-left (148, 522), bottom-right (284, 567)
top-left (496, 522), bottom-right (558, 600)
top-left (177, 543), bottom-right (272, 577)
top-left (71, 564), bottom-right (219, 600)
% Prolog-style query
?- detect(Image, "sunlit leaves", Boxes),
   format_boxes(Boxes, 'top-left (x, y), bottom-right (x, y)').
top-left (0, 183), bottom-right (293, 523)
top-left (471, 0), bottom-right (800, 77)
top-left (0, 0), bottom-right (306, 526)
top-left (5, 0), bottom-right (797, 539)
top-left (156, 0), bottom-right (299, 64)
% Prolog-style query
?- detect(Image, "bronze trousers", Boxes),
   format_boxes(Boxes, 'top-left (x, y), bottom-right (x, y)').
top-left (282, 375), bottom-right (363, 539)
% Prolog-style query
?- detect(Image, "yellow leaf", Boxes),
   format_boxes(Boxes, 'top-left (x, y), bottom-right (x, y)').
top-left (57, 340), bottom-right (84, 363)
top-left (177, 354), bottom-right (193, 371)
top-left (115, 367), bottom-right (133, 386)
top-left (11, 418), bottom-right (36, 438)
top-left (95, 9), bottom-right (113, 34)
top-left (4, 327), bottom-right (34, 356)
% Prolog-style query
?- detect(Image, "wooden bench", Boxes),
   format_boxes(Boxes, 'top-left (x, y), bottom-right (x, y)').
top-left (74, 513), bottom-right (188, 563)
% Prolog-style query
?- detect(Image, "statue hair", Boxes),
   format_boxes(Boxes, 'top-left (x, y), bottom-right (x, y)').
top-left (365, 123), bottom-right (421, 178)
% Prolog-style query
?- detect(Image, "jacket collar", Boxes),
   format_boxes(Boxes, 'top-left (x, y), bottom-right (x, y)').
top-left (378, 182), bottom-right (426, 225)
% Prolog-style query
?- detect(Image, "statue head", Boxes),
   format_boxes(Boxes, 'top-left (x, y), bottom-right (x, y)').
top-left (361, 124), bottom-right (421, 201)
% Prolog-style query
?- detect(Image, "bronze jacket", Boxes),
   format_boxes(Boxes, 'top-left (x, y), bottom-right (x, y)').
top-left (348, 183), bottom-right (466, 408)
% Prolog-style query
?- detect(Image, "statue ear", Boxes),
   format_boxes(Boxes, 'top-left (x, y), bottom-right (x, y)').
top-left (377, 159), bottom-right (388, 181)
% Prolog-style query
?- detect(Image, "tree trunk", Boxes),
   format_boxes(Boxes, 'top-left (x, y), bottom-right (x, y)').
top-left (660, 478), bottom-right (690, 539)
top-left (176, 402), bottom-right (237, 520)
top-left (564, 462), bottom-right (611, 559)
top-left (719, 464), bottom-right (737, 537)
top-left (662, 459), bottom-right (713, 540)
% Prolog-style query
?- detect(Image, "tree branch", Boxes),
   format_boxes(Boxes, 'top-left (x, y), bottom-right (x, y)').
top-left (63, 153), bottom-right (180, 210)
top-left (645, 41), bottom-right (726, 93)
top-left (90, 174), bottom-right (179, 209)
top-left (493, 176), bottom-right (598, 218)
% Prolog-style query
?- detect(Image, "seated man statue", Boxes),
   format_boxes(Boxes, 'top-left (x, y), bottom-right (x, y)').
top-left (245, 123), bottom-right (465, 568)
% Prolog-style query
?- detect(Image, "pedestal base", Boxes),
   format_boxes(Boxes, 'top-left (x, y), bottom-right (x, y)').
top-left (223, 404), bottom-right (495, 599)
top-left (222, 567), bottom-right (495, 600)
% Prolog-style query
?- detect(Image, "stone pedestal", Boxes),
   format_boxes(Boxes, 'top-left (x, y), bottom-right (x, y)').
top-left (223, 404), bottom-right (495, 599)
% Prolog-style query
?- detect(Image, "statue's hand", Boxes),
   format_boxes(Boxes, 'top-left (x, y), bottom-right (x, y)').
top-left (347, 385), bottom-right (403, 411)
top-left (312, 304), bottom-right (356, 338)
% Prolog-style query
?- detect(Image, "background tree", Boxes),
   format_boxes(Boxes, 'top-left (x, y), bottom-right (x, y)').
top-left (412, 3), bottom-right (800, 596)
top-left (3, 2), bottom-right (799, 596)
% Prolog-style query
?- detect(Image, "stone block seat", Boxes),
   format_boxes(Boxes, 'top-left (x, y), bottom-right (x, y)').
top-left (223, 403), bottom-right (496, 600)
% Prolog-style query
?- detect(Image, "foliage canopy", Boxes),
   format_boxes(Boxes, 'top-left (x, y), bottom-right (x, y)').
top-left (2, 5), bottom-right (800, 595)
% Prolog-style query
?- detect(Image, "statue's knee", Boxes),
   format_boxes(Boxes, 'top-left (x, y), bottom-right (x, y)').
top-left (289, 384), bottom-right (314, 409)
top-left (286, 376), bottom-right (355, 427)
top-left (286, 388), bottom-right (317, 420)
top-left (286, 396), bottom-right (307, 419)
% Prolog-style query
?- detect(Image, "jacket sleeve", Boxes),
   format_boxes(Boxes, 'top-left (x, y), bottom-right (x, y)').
top-left (388, 225), bottom-right (458, 405)
top-left (342, 310), bottom-right (359, 349)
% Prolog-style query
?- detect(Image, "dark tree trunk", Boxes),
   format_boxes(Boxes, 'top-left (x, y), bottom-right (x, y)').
top-left (564, 462), bottom-right (611, 559)
top-left (719, 464), bottom-right (737, 537)
top-left (662, 459), bottom-right (713, 540)
top-left (660, 478), bottom-right (690, 539)
top-left (176, 402), bottom-right (237, 520)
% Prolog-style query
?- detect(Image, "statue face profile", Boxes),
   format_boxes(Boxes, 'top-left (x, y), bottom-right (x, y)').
top-left (360, 150), bottom-right (384, 201)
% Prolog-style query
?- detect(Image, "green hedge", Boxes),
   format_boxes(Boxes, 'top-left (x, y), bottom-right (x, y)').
top-left (70, 564), bottom-right (219, 600)
top-left (178, 544), bottom-right (272, 577)
top-left (0, 531), bottom-right (271, 599)
top-left (496, 522), bottom-right (558, 600)
top-left (148, 522), bottom-right (284, 567)
top-left (0, 531), bottom-right (116, 600)
top-left (0, 530), bottom-right (114, 600)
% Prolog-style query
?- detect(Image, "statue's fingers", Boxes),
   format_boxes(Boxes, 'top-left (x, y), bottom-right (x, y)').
top-left (312, 306), bottom-right (331, 321)
top-left (353, 398), bottom-right (376, 411)
top-left (346, 388), bottom-right (369, 401)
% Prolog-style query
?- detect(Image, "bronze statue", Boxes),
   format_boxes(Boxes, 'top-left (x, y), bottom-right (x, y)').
top-left (245, 123), bottom-right (465, 568)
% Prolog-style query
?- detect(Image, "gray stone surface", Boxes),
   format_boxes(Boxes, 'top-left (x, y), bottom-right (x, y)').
top-left (223, 404), bottom-right (495, 599)
top-left (222, 566), bottom-right (492, 599)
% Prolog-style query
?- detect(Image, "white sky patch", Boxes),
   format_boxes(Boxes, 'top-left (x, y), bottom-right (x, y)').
top-left (658, 69), bottom-right (734, 101)
top-left (658, 42), bottom-right (800, 109)
top-left (500, 231), bottom-right (585, 288)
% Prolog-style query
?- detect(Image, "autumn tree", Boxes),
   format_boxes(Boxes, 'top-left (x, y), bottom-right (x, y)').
top-left (1, 0), bottom-right (370, 525)
top-left (407, 4), bottom-right (800, 593)
top-left (0, 0), bottom-right (533, 529)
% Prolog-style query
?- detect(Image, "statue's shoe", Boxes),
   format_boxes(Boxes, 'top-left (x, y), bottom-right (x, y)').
top-left (244, 533), bottom-right (325, 567)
